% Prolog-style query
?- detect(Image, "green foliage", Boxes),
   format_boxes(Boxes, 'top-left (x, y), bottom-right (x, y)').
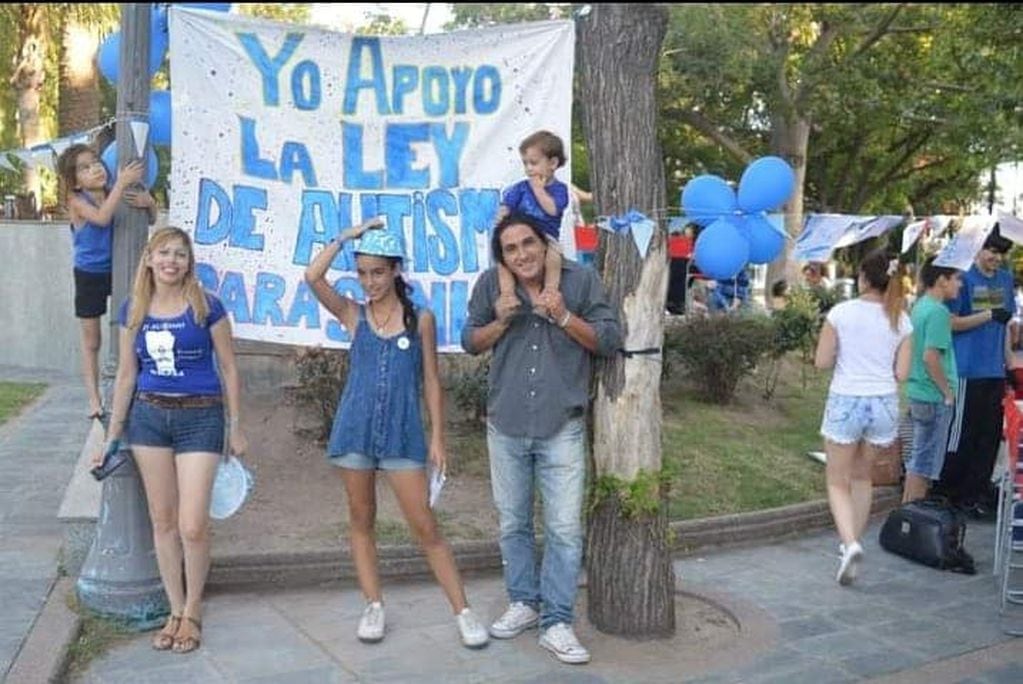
top-left (236, 4), bottom-right (311, 23)
top-left (0, 381), bottom-right (46, 424)
top-left (445, 4), bottom-right (569, 29)
top-left (359, 11), bottom-right (409, 36)
top-left (659, 4), bottom-right (1023, 216)
top-left (291, 346), bottom-right (349, 442)
top-left (591, 469), bottom-right (672, 519)
top-left (760, 289), bottom-right (819, 399)
top-left (664, 314), bottom-right (774, 404)
top-left (447, 357), bottom-right (489, 424)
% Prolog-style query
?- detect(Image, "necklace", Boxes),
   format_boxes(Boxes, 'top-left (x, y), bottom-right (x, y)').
top-left (369, 300), bottom-right (398, 333)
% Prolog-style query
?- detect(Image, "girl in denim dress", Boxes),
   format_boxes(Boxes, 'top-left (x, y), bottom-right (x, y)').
top-left (305, 219), bottom-right (489, 650)
top-left (815, 250), bottom-right (912, 586)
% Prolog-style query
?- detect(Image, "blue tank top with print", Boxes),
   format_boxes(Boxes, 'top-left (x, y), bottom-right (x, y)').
top-left (327, 306), bottom-right (427, 463)
top-left (70, 191), bottom-right (112, 273)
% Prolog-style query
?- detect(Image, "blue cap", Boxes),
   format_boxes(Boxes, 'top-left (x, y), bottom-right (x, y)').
top-left (354, 229), bottom-right (406, 260)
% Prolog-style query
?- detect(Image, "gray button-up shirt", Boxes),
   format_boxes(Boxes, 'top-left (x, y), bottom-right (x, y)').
top-left (461, 260), bottom-right (622, 439)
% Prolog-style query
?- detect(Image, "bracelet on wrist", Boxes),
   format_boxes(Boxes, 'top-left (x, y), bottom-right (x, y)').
top-left (558, 311), bottom-right (571, 328)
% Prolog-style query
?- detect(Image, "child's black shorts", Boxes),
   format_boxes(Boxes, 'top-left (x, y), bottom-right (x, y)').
top-left (74, 268), bottom-right (112, 319)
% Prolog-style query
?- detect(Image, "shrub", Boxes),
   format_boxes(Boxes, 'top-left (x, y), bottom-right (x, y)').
top-left (761, 288), bottom-right (820, 399)
top-left (664, 313), bottom-right (773, 404)
top-left (448, 356), bottom-right (490, 424)
top-left (291, 347), bottom-right (349, 442)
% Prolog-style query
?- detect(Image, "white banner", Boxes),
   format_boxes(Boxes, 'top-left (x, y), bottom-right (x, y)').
top-left (168, 9), bottom-right (575, 350)
top-left (934, 216), bottom-right (998, 271)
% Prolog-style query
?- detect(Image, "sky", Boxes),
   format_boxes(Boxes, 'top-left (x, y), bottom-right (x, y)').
top-left (307, 3), bottom-right (454, 35)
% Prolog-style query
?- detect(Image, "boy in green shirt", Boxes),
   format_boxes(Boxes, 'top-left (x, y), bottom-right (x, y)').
top-left (904, 257), bottom-right (962, 502)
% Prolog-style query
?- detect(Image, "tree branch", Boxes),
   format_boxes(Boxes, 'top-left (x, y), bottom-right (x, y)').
top-left (674, 108), bottom-right (754, 163)
top-left (851, 4), bottom-right (905, 59)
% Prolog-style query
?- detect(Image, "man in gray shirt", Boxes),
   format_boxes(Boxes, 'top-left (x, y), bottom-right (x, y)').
top-left (461, 213), bottom-right (621, 664)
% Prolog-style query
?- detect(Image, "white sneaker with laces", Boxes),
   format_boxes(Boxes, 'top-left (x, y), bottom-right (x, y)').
top-left (538, 622), bottom-right (591, 664)
top-left (489, 602), bottom-right (539, 639)
top-left (836, 540), bottom-right (863, 586)
top-left (456, 607), bottom-right (489, 649)
top-left (357, 601), bottom-right (385, 643)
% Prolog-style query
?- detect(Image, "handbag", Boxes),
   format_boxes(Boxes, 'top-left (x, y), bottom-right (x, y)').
top-left (879, 498), bottom-right (976, 574)
top-left (90, 439), bottom-right (129, 481)
top-left (209, 454), bottom-right (254, 520)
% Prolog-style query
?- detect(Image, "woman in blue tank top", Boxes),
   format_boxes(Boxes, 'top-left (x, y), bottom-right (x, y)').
top-left (306, 219), bottom-right (489, 650)
top-left (56, 143), bottom-right (157, 420)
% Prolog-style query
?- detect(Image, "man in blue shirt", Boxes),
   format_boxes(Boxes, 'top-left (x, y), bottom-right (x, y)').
top-left (937, 227), bottom-right (1016, 516)
top-left (462, 213), bottom-right (621, 665)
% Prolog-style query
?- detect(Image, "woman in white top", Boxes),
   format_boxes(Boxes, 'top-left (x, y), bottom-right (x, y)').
top-left (815, 250), bottom-right (912, 586)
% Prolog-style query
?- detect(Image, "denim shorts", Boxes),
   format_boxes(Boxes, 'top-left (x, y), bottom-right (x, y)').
top-left (127, 398), bottom-right (225, 454)
top-left (820, 393), bottom-right (899, 447)
top-left (328, 452), bottom-right (424, 471)
top-left (906, 400), bottom-right (954, 480)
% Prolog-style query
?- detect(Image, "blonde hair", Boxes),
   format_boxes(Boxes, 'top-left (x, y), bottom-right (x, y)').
top-left (126, 226), bottom-right (210, 330)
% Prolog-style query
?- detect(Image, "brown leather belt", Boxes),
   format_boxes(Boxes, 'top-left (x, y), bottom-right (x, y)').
top-left (137, 392), bottom-right (222, 409)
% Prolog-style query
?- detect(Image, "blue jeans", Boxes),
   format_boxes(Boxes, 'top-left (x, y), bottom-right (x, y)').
top-left (487, 418), bottom-right (586, 629)
top-left (907, 400), bottom-right (954, 480)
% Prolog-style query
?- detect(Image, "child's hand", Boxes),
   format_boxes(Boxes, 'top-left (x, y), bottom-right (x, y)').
top-left (124, 189), bottom-right (155, 209)
top-left (495, 294), bottom-right (521, 324)
top-left (528, 174), bottom-right (549, 194)
top-left (536, 290), bottom-right (567, 324)
top-left (116, 160), bottom-right (144, 188)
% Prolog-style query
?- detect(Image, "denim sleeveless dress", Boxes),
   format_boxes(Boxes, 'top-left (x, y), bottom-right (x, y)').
top-left (327, 306), bottom-right (427, 463)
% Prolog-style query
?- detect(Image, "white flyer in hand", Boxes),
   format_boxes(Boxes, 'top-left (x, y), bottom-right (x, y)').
top-left (429, 467), bottom-right (447, 508)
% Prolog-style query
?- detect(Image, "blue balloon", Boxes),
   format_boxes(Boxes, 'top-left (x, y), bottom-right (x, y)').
top-left (694, 218), bottom-right (750, 280)
top-left (96, 28), bottom-right (169, 84)
top-left (101, 142), bottom-right (159, 189)
top-left (682, 175), bottom-right (738, 227)
top-left (737, 156), bottom-right (796, 213)
top-left (153, 5), bottom-right (169, 35)
top-left (183, 3), bottom-right (233, 12)
top-left (742, 214), bottom-right (786, 265)
top-left (150, 90), bottom-right (172, 146)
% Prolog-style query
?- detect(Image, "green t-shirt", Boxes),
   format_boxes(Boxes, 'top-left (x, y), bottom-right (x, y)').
top-left (907, 294), bottom-right (958, 403)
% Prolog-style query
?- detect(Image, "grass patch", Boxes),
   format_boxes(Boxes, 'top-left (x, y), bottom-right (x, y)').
top-left (437, 354), bottom-right (830, 522)
top-left (663, 355), bottom-right (829, 519)
top-left (0, 381), bottom-right (46, 425)
top-left (63, 593), bottom-right (135, 677)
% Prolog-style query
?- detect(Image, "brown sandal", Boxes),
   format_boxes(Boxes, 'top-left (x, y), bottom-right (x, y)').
top-left (151, 615), bottom-right (181, 651)
top-left (172, 616), bottom-right (202, 654)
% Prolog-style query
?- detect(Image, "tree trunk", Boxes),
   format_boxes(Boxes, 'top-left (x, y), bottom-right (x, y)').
top-left (578, 3), bottom-right (675, 638)
top-left (10, 4), bottom-right (45, 215)
top-left (766, 116), bottom-right (810, 303)
top-left (58, 17), bottom-right (102, 135)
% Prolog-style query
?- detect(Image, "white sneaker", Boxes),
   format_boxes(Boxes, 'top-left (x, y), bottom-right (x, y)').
top-left (836, 541), bottom-right (863, 586)
top-left (357, 601), bottom-right (385, 642)
top-left (456, 608), bottom-right (489, 649)
top-left (539, 622), bottom-right (591, 664)
top-left (489, 602), bottom-right (539, 639)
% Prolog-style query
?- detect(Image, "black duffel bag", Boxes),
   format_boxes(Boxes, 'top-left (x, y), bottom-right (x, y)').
top-left (879, 498), bottom-right (976, 574)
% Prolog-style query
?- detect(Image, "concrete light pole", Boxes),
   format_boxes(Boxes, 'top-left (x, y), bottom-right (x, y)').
top-left (76, 2), bottom-right (167, 630)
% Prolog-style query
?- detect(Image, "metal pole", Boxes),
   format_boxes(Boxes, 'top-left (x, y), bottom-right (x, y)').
top-left (77, 2), bottom-right (167, 630)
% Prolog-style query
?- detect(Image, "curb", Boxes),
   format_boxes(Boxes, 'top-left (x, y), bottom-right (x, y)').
top-left (6, 577), bottom-right (80, 684)
top-left (206, 486), bottom-right (903, 589)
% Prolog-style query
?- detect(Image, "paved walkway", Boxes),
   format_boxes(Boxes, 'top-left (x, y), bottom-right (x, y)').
top-left (0, 366), bottom-right (91, 679)
top-left (72, 520), bottom-right (1022, 683)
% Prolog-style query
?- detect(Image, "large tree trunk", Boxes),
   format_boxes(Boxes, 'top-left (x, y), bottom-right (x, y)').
top-left (10, 4), bottom-right (46, 216)
top-left (766, 116), bottom-right (810, 302)
top-left (578, 3), bottom-right (675, 638)
top-left (58, 17), bottom-right (102, 135)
